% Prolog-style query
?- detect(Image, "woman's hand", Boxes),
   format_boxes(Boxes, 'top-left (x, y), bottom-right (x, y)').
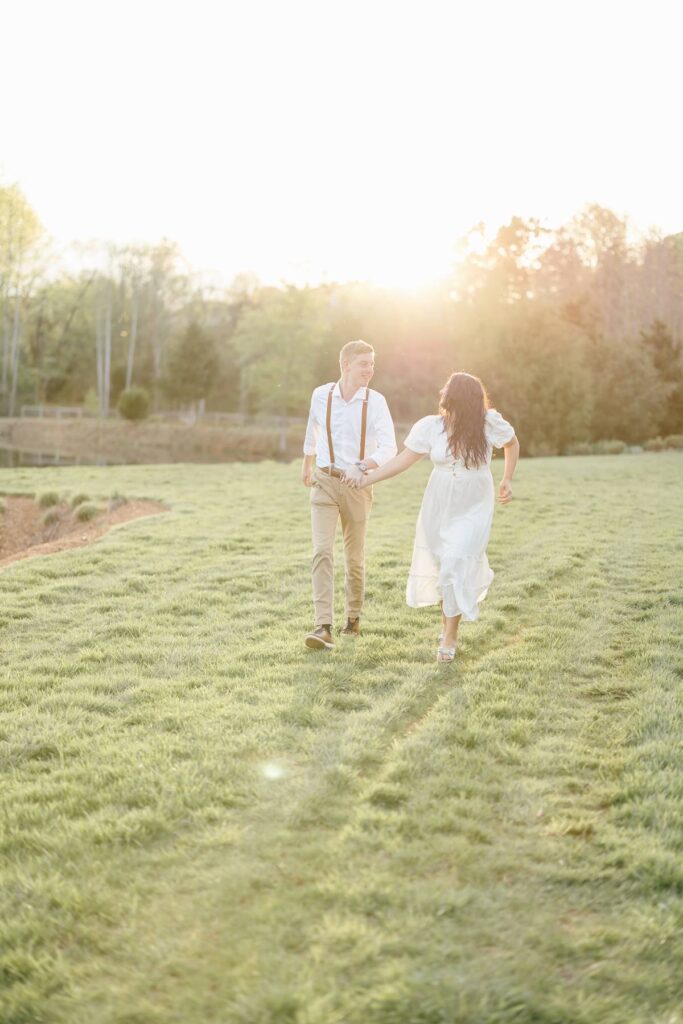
top-left (498, 478), bottom-right (512, 504)
top-left (341, 465), bottom-right (365, 488)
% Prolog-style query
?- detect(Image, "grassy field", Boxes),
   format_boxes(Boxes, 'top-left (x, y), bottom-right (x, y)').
top-left (1, 453), bottom-right (682, 1024)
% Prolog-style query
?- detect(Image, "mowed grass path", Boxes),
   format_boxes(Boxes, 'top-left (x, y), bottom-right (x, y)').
top-left (1, 454), bottom-right (682, 1024)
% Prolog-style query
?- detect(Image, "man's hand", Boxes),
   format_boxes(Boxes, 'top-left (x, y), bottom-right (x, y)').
top-left (498, 478), bottom-right (512, 504)
top-left (342, 465), bottom-right (365, 488)
top-left (301, 456), bottom-right (315, 487)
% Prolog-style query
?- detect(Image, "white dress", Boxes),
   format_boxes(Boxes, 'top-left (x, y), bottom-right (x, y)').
top-left (404, 409), bottom-right (516, 621)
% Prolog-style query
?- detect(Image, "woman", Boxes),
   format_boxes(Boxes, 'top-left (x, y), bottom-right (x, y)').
top-left (355, 372), bottom-right (519, 663)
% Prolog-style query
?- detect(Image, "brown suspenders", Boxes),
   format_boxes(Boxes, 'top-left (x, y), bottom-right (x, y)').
top-left (325, 383), bottom-right (369, 469)
top-left (359, 389), bottom-right (368, 461)
top-left (326, 383), bottom-right (336, 467)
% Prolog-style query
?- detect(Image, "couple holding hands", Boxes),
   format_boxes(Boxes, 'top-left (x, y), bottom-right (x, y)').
top-left (301, 340), bottom-right (519, 663)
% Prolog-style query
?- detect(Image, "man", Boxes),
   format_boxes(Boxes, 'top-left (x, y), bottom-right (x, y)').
top-left (301, 340), bottom-right (397, 650)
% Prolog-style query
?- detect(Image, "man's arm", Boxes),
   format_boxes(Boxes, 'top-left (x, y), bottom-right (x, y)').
top-left (369, 394), bottom-right (397, 467)
top-left (301, 453), bottom-right (316, 487)
top-left (302, 393), bottom-right (319, 487)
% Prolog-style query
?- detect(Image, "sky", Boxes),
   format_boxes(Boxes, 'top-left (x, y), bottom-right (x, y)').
top-left (2, 0), bottom-right (681, 289)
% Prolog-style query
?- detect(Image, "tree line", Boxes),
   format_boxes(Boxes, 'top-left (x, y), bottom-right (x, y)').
top-left (1, 185), bottom-right (682, 453)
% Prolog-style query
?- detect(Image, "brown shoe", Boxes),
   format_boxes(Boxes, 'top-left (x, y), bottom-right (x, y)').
top-left (305, 625), bottom-right (334, 650)
top-left (340, 617), bottom-right (360, 637)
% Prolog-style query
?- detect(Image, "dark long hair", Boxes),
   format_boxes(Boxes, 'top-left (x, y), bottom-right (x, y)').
top-left (439, 372), bottom-right (490, 469)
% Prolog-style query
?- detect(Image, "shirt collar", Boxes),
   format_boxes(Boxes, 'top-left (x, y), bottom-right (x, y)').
top-left (333, 381), bottom-right (367, 403)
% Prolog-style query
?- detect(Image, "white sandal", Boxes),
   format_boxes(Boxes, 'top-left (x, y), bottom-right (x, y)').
top-left (437, 645), bottom-right (457, 664)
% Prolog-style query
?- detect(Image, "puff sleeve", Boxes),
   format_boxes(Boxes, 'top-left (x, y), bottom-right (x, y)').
top-left (404, 415), bottom-right (436, 454)
top-left (485, 409), bottom-right (516, 448)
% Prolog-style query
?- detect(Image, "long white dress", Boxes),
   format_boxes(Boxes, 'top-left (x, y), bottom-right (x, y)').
top-left (404, 409), bottom-right (516, 621)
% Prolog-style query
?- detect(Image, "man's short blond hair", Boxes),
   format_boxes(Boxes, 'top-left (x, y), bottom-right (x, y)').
top-left (339, 340), bottom-right (374, 370)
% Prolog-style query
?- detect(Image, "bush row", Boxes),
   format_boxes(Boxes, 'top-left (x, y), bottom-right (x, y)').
top-left (563, 435), bottom-right (683, 456)
top-left (33, 491), bottom-right (128, 527)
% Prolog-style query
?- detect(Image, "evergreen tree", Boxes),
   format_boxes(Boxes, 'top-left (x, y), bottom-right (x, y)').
top-left (641, 319), bottom-right (683, 435)
top-left (164, 322), bottom-right (218, 405)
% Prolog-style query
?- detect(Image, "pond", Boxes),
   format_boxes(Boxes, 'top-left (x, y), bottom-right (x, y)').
top-left (0, 446), bottom-right (112, 468)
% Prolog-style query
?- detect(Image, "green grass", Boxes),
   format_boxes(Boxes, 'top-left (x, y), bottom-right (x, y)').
top-left (1, 454), bottom-right (682, 1024)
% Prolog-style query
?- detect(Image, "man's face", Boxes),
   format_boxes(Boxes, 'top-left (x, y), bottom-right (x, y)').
top-left (344, 352), bottom-right (375, 389)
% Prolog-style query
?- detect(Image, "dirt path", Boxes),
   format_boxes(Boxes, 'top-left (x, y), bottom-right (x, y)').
top-left (0, 496), bottom-right (167, 569)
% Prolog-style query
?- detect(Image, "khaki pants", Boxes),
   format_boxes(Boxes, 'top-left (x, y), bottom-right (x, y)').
top-left (310, 469), bottom-right (373, 627)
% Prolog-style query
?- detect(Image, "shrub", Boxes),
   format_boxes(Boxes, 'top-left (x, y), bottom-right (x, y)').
top-left (70, 493), bottom-right (90, 508)
top-left (109, 491), bottom-right (128, 510)
top-left (565, 442), bottom-right (593, 456)
top-left (593, 439), bottom-right (626, 455)
top-left (42, 507), bottom-right (61, 526)
top-left (644, 436), bottom-right (666, 452)
top-left (37, 491), bottom-right (60, 508)
top-left (75, 503), bottom-right (99, 522)
top-left (118, 387), bottom-right (150, 422)
top-left (527, 441), bottom-right (559, 458)
top-left (664, 434), bottom-right (683, 450)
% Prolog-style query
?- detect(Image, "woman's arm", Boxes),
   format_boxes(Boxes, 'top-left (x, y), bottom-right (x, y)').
top-left (356, 447), bottom-right (425, 488)
top-left (498, 436), bottom-right (520, 504)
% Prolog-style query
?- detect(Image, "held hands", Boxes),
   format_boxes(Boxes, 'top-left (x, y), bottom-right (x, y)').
top-left (341, 465), bottom-right (366, 489)
top-left (349, 470), bottom-right (373, 490)
top-left (498, 478), bottom-right (513, 504)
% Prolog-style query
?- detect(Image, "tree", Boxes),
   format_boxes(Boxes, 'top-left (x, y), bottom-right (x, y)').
top-left (120, 247), bottom-right (144, 390)
top-left (640, 319), bottom-right (683, 435)
top-left (94, 274), bottom-right (113, 417)
top-left (22, 272), bottom-right (98, 404)
top-left (0, 184), bottom-right (46, 415)
top-left (164, 321), bottom-right (218, 405)
top-left (232, 285), bottom-right (330, 417)
top-left (458, 303), bottom-right (595, 454)
top-left (144, 241), bottom-right (187, 400)
top-left (455, 217), bottom-right (548, 306)
top-left (588, 333), bottom-right (662, 443)
top-left (569, 205), bottom-right (633, 339)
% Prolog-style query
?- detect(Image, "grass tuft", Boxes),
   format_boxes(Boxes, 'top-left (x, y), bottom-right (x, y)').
top-left (41, 507), bottom-right (61, 526)
top-left (75, 502), bottom-right (99, 522)
top-left (36, 490), bottom-right (60, 508)
top-left (109, 491), bottom-right (129, 510)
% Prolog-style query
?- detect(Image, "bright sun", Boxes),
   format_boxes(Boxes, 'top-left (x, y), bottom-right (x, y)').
top-left (2, 2), bottom-right (681, 289)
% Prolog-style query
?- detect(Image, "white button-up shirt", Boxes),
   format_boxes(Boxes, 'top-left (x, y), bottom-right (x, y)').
top-left (303, 382), bottom-right (397, 470)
